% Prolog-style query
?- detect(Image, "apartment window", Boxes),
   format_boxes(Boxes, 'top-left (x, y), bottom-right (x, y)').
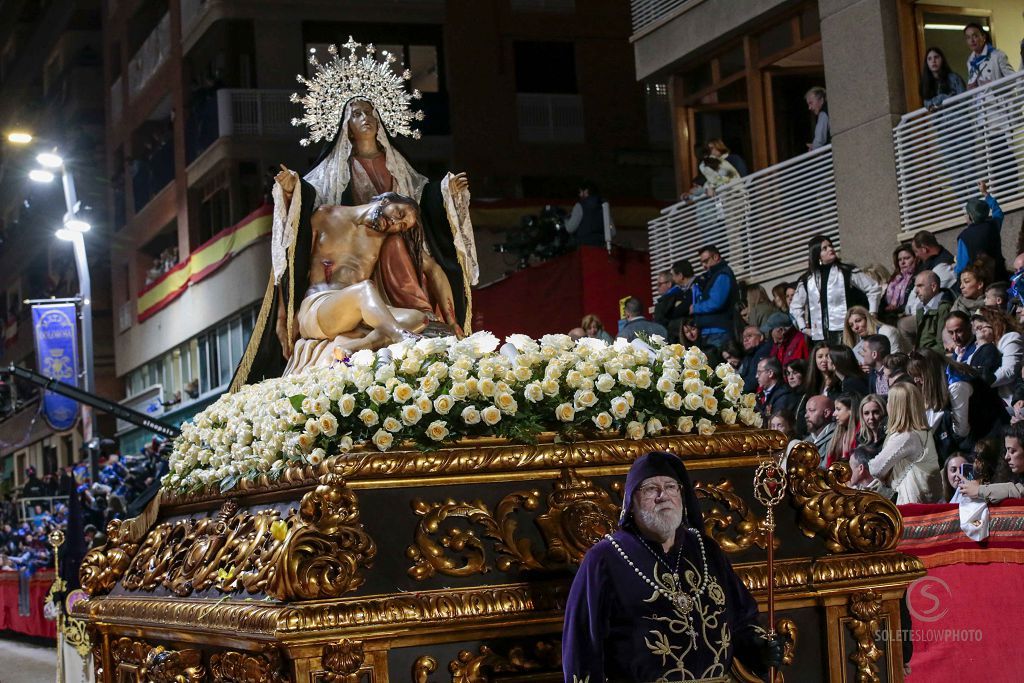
top-left (514, 41), bottom-right (577, 93)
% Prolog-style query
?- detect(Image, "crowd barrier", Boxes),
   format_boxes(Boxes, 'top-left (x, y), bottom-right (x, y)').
top-left (0, 569), bottom-right (57, 638)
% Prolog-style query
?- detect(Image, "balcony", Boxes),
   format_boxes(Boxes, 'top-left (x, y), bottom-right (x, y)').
top-left (647, 145), bottom-right (838, 294)
top-left (894, 69), bottom-right (1024, 237)
top-left (516, 93), bottom-right (584, 144)
top-left (630, 0), bottom-right (700, 35)
top-left (187, 89), bottom-right (295, 163)
top-left (127, 13), bottom-right (171, 100)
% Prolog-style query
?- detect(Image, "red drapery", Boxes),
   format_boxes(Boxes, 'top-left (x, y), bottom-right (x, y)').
top-left (0, 570), bottom-right (57, 638)
top-left (899, 500), bottom-right (1024, 682)
top-left (473, 246), bottom-right (651, 340)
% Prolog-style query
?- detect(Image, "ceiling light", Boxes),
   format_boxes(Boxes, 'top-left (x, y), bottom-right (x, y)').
top-left (36, 152), bottom-right (64, 168)
top-left (29, 169), bottom-right (55, 183)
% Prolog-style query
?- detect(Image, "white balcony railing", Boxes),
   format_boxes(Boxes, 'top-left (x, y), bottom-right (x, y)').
top-left (516, 93), bottom-right (584, 143)
top-left (647, 145), bottom-right (839, 296)
top-left (216, 89), bottom-right (295, 137)
top-left (127, 13), bottom-right (171, 98)
top-left (894, 69), bottom-right (1024, 236)
top-left (630, 0), bottom-right (698, 34)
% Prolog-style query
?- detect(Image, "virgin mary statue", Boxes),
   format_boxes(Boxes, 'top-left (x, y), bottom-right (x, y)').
top-left (231, 39), bottom-right (478, 391)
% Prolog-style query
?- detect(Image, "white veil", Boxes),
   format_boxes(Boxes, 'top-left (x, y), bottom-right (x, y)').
top-left (302, 98), bottom-right (429, 208)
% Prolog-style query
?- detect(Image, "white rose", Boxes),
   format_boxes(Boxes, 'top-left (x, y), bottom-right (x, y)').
top-left (565, 370), bottom-right (583, 388)
top-left (296, 433), bottom-right (314, 452)
top-left (506, 334), bottom-right (540, 353)
top-left (541, 378), bottom-right (560, 397)
top-left (479, 378), bottom-right (496, 398)
top-left (609, 396), bottom-right (630, 419)
top-left (338, 435), bottom-right (354, 452)
top-left (595, 373), bottom-right (615, 393)
top-left (592, 411), bottom-right (614, 430)
top-left (318, 412), bottom-right (339, 437)
top-left (450, 382), bottom-right (469, 400)
top-left (433, 394), bottom-right (455, 415)
top-left (495, 392), bottom-right (519, 415)
top-left (419, 375), bottom-right (440, 395)
top-left (617, 368), bottom-right (637, 387)
top-left (743, 393), bottom-right (757, 409)
top-left (461, 406), bottom-right (481, 425)
top-left (481, 405), bottom-right (502, 426)
top-left (513, 365), bottom-right (533, 382)
top-left (358, 408), bottom-right (379, 427)
top-left (383, 416), bottom-right (402, 432)
top-left (715, 363), bottom-right (733, 379)
top-left (677, 415), bottom-right (694, 433)
top-left (367, 385), bottom-right (389, 405)
top-left (724, 382), bottom-right (742, 401)
top-left (720, 407), bottom-right (737, 425)
top-left (622, 391), bottom-right (635, 407)
top-left (337, 394), bottom-right (356, 417)
top-left (524, 382), bottom-right (544, 403)
top-left (683, 393), bottom-right (703, 411)
top-left (425, 420), bottom-right (449, 441)
top-left (646, 418), bottom-right (664, 435)
top-left (635, 368), bottom-right (653, 389)
top-left (416, 394), bottom-right (433, 413)
top-left (663, 391), bottom-right (683, 411)
top-left (304, 418), bottom-right (322, 437)
top-left (682, 378), bottom-right (704, 395)
top-left (401, 404), bottom-right (423, 426)
top-left (372, 428), bottom-right (394, 451)
top-left (626, 420), bottom-right (645, 440)
top-left (393, 383), bottom-right (415, 403)
top-left (307, 447), bottom-right (326, 466)
top-left (703, 395), bottom-right (718, 414)
top-left (697, 418), bottom-right (715, 436)
top-left (574, 389), bottom-right (598, 409)
top-left (450, 367), bottom-right (469, 382)
top-left (555, 402), bottom-right (576, 422)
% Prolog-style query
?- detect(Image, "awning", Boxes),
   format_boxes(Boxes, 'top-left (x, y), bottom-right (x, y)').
top-left (0, 400), bottom-right (54, 457)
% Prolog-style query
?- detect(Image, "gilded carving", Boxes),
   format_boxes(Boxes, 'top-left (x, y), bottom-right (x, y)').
top-left (535, 469), bottom-right (620, 564)
top-left (209, 646), bottom-right (290, 682)
top-left (93, 474), bottom-right (374, 601)
top-left (64, 615), bottom-right (91, 658)
top-left (321, 638), bottom-right (365, 682)
top-left (845, 590), bottom-right (884, 683)
top-left (111, 636), bottom-right (150, 668)
top-left (777, 618), bottom-right (798, 666)
top-left (412, 656), bottom-right (438, 683)
top-left (786, 442), bottom-right (902, 553)
top-left (693, 478), bottom-right (775, 553)
top-left (449, 641), bottom-right (562, 683)
top-left (79, 518), bottom-right (140, 595)
top-left (143, 645), bottom-right (207, 682)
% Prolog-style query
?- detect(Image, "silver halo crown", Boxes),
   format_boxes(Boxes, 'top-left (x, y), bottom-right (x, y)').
top-left (289, 36), bottom-right (425, 146)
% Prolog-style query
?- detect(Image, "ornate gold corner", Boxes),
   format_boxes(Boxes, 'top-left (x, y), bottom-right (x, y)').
top-left (322, 638), bottom-right (366, 682)
top-left (786, 442), bottom-right (902, 553)
top-left (84, 473), bottom-right (374, 600)
top-left (694, 478), bottom-right (776, 552)
top-left (209, 646), bottom-right (290, 682)
top-left (143, 645), bottom-right (207, 682)
top-left (449, 640), bottom-right (562, 683)
top-left (846, 590), bottom-right (884, 683)
top-left (535, 469), bottom-right (620, 564)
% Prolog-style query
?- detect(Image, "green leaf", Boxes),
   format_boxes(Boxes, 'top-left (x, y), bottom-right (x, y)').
top-left (220, 474), bottom-right (240, 493)
top-left (288, 394), bottom-right (306, 412)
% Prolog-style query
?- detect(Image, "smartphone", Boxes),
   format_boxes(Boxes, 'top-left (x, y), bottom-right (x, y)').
top-left (960, 463), bottom-right (975, 481)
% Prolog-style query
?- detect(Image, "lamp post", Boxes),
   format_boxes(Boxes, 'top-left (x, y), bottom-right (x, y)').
top-left (27, 145), bottom-right (97, 446)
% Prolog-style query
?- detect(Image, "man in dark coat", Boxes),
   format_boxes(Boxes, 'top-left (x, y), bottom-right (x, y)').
top-left (563, 451), bottom-right (782, 682)
top-left (956, 184), bottom-right (1008, 283)
top-left (756, 357), bottom-right (798, 416)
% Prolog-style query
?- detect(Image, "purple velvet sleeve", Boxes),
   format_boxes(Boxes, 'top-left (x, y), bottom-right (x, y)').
top-left (562, 542), bottom-right (611, 682)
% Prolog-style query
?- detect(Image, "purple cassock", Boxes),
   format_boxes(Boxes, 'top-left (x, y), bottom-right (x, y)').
top-left (562, 451), bottom-right (768, 682)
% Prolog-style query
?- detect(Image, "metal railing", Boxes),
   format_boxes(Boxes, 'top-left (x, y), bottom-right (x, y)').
top-left (17, 496), bottom-right (69, 523)
top-left (894, 69), bottom-right (1024, 236)
top-left (216, 89), bottom-right (295, 137)
top-left (127, 13), bottom-right (171, 99)
top-left (630, 0), bottom-right (700, 34)
top-left (516, 93), bottom-right (584, 143)
top-left (647, 145), bottom-right (839, 296)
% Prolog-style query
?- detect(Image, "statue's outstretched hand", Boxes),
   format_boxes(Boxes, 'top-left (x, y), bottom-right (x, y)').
top-left (452, 172), bottom-right (469, 194)
top-left (276, 164), bottom-right (298, 195)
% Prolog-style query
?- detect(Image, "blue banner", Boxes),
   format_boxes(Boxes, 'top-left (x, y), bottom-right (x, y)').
top-left (31, 303), bottom-right (80, 431)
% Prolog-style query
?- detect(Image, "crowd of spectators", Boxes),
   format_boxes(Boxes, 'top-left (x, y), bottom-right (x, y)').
top-left (572, 174), bottom-right (1024, 508)
top-left (0, 437), bottom-right (169, 576)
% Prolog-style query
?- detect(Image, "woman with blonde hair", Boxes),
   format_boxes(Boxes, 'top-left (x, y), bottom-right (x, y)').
top-left (742, 284), bottom-right (780, 329)
top-left (868, 383), bottom-right (942, 504)
top-left (580, 313), bottom-right (613, 343)
top-left (857, 393), bottom-right (887, 450)
top-left (843, 306), bottom-right (906, 362)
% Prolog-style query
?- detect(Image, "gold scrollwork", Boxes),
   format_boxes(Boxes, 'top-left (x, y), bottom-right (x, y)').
top-left (845, 590), bottom-right (884, 683)
top-left (777, 618), bottom-right (798, 666)
top-left (64, 615), bottom-right (91, 658)
top-left (786, 442), bottom-right (902, 553)
top-left (209, 646), bottom-right (290, 682)
top-left (694, 479), bottom-right (776, 553)
top-left (407, 468), bottom-right (624, 579)
top-left (79, 518), bottom-right (140, 595)
top-left (321, 638), bottom-right (365, 682)
top-left (412, 656), bottom-right (438, 683)
top-left (84, 473), bottom-right (375, 600)
top-left (449, 641), bottom-right (562, 683)
top-left (143, 645), bottom-right (208, 682)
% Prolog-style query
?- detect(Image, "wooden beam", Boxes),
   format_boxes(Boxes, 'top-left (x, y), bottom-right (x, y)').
top-left (744, 35), bottom-right (768, 172)
top-left (668, 74), bottom-right (691, 197)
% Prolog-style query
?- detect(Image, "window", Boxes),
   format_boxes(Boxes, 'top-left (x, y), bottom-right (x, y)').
top-left (514, 41), bottom-right (577, 93)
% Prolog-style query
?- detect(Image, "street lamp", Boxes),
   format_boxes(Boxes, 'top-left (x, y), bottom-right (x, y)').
top-left (25, 144), bottom-right (97, 446)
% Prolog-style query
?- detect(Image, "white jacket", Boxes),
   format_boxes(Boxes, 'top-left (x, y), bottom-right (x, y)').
top-left (790, 266), bottom-right (882, 340)
top-left (869, 429), bottom-right (942, 504)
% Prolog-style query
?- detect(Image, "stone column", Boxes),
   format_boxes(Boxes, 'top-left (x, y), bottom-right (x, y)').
top-left (819, 0), bottom-right (907, 266)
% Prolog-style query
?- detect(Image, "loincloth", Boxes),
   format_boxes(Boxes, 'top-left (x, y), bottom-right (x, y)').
top-left (297, 289), bottom-right (338, 340)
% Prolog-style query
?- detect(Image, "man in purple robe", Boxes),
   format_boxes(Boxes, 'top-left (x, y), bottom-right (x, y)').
top-left (562, 451), bottom-right (783, 682)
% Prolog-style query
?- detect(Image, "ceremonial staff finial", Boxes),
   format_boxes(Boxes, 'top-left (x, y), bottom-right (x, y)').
top-left (754, 455), bottom-right (787, 682)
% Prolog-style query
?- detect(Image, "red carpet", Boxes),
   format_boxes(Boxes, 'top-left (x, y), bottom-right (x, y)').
top-left (899, 501), bottom-right (1024, 683)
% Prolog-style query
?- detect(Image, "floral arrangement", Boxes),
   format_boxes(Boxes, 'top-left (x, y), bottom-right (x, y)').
top-left (164, 333), bottom-right (761, 494)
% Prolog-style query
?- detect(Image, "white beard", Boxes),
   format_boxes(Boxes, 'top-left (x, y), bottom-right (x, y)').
top-left (635, 505), bottom-right (683, 542)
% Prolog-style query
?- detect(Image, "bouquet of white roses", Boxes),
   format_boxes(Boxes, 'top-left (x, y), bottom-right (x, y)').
top-left (164, 332), bottom-right (760, 494)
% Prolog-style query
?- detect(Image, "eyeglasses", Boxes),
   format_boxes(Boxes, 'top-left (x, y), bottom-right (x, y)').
top-left (637, 482), bottom-right (681, 500)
